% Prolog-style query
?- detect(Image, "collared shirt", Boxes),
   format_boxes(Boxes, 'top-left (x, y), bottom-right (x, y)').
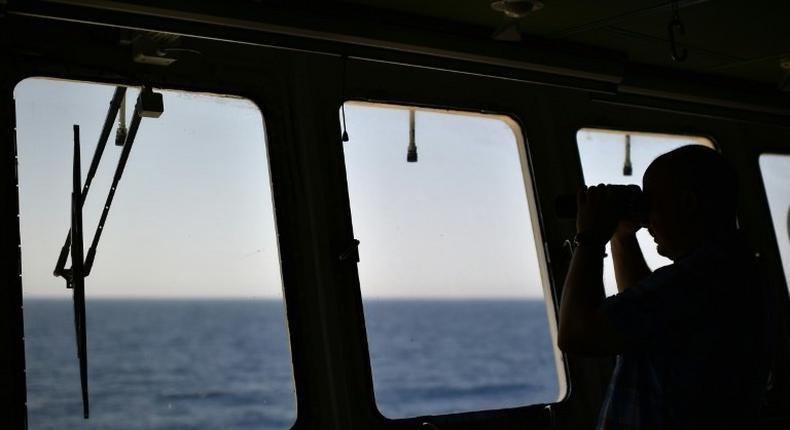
top-left (598, 233), bottom-right (769, 430)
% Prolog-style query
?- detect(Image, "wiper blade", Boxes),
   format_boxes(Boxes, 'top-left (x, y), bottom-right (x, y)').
top-left (70, 124), bottom-right (89, 418)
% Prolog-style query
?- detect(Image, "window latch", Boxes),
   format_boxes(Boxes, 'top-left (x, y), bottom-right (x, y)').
top-left (338, 239), bottom-right (361, 262)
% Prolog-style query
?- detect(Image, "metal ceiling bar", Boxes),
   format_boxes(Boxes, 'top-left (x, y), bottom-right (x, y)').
top-left (617, 82), bottom-right (790, 117)
top-left (591, 95), bottom-right (790, 129)
top-left (6, 0), bottom-right (625, 83)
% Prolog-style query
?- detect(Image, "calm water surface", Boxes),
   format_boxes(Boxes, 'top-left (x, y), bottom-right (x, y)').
top-left (24, 299), bottom-right (559, 429)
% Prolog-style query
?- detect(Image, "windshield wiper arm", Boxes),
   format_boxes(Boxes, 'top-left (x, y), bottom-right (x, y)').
top-left (54, 86), bottom-right (127, 278)
top-left (83, 91), bottom-right (146, 276)
top-left (53, 87), bottom-right (162, 419)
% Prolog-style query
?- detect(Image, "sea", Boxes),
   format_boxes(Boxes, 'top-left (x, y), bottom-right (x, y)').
top-left (23, 299), bottom-right (560, 430)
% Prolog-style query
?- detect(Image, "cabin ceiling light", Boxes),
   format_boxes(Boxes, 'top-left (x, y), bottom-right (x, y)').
top-left (122, 31), bottom-right (188, 66)
top-left (490, 0), bottom-right (544, 19)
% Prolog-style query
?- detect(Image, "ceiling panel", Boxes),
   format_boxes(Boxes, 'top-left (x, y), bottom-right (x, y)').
top-left (337, 0), bottom-right (789, 86)
top-left (611, 1), bottom-right (790, 60)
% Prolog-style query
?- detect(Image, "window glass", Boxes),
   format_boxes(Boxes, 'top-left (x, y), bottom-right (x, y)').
top-left (342, 102), bottom-right (563, 418)
top-left (576, 129), bottom-right (714, 296)
top-left (16, 78), bottom-right (296, 429)
top-left (759, 154), bottom-right (790, 288)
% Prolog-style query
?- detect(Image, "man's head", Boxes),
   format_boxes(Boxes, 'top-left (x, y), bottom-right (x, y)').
top-left (642, 145), bottom-right (738, 260)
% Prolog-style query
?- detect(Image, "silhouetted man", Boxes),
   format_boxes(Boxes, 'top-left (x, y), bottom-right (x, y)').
top-left (558, 145), bottom-right (769, 429)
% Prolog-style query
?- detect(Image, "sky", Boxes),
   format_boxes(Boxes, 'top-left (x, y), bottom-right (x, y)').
top-left (16, 79), bottom-right (278, 298)
top-left (343, 105), bottom-right (542, 298)
top-left (14, 78), bottom-right (790, 299)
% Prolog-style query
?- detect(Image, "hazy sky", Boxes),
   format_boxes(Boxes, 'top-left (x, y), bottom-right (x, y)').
top-left (16, 79), bottom-right (278, 298)
top-left (343, 105), bottom-right (541, 298)
top-left (15, 79), bottom-right (790, 298)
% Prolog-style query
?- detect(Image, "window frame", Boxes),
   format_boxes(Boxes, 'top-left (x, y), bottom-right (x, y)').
top-left (13, 77), bottom-right (302, 428)
top-left (338, 99), bottom-right (565, 419)
top-left (333, 58), bottom-right (586, 430)
top-left (0, 37), bottom-right (319, 430)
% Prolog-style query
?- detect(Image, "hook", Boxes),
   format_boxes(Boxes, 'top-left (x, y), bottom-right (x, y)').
top-left (338, 239), bottom-right (360, 262)
top-left (667, 1), bottom-right (687, 62)
top-left (668, 18), bottom-right (687, 62)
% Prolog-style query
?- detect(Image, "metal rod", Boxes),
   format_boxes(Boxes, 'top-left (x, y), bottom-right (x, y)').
top-left (84, 94), bottom-right (144, 276)
top-left (116, 93), bottom-right (128, 146)
top-left (623, 134), bottom-right (633, 176)
top-left (119, 95), bottom-right (126, 131)
top-left (84, 87), bottom-right (127, 198)
top-left (54, 86), bottom-right (127, 278)
top-left (407, 109), bottom-right (417, 162)
top-left (70, 125), bottom-right (90, 419)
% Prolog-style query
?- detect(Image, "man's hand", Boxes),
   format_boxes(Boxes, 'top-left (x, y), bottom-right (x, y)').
top-left (559, 184), bottom-right (643, 355)
top-left (576, 185), bottom-right (621, 244)
top-left (614, 218), bottom-right (642, 241)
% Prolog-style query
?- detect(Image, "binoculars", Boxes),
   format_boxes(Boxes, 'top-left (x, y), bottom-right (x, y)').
top-left (555, 185), bottom-right (647, 222)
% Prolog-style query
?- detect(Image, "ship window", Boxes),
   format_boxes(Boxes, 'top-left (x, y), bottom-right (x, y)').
top-left (575, 129), bottom-right (715, 296)
top-left (341, 102), bottom-right (563, 418)
top-left (15, 78), bottom-right (296, 429)
top-left (759, 154), bottom-right (790, 289)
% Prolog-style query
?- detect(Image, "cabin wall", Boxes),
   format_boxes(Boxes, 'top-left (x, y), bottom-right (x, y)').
top-left (2, 10), bottom-right (790, 430)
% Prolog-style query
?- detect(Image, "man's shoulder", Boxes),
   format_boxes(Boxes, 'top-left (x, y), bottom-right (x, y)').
top-left (627, 263), bottom-right (691, 300)
top-left (639, 234), bottom-right (755, 293)
top-left (677, 233), bottom-right (756, 273)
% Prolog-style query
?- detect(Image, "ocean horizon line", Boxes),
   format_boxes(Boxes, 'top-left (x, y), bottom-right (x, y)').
top-left (23, 295), bottom-right (548, 302)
